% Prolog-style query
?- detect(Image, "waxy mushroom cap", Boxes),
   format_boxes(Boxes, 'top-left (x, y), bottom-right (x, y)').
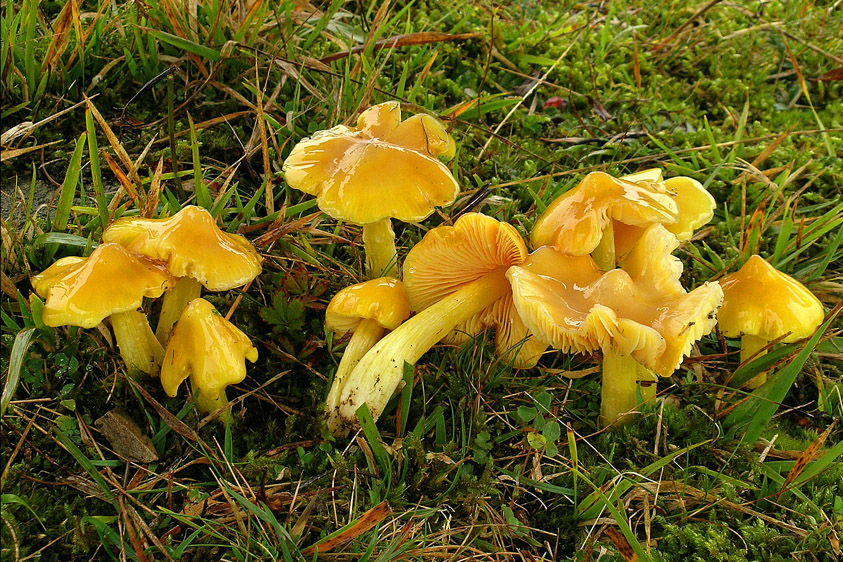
top-left (403, 213), bottom-right (546, 367)
top-left (282, 101), bottom-right (459, 225)
top-left (508, 225), bottom-right (724, 376)
top-left (103, 205), bottom-right (262, 291)
top-left (531, 171), bottom-right (680, 256)
top-left (662, 176), bottom-right (716, 241)
top-left (325, 277), bottom-right (411, 336)
top-left (32, 242), bottom-right (176, 328)
top-left (717, 255), bottom-right (824, 342)
top-left (160, 298), bottom-right (258, 400)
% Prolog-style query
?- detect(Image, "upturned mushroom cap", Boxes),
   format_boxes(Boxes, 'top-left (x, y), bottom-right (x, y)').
top-left (282, 101), bottom-right (460, 225)
top-left (508, 227), bottom-right (724, 376)
top-left (31, 242), bottom-right (176, 329)
top-left (531, 171), bottom-right (680, 256)
top-left (662, 176), bottom-right (716, 241)
top-left (403, 213), bottom-right (545, 367)
top-left (325, 277), bottom-right (411, 336)
top-left (103, 205), bottom-right (262, 291)
top-left (160, 298), bottom-right (258, 400)
top-left (717, 255), bottom-right (824, 342)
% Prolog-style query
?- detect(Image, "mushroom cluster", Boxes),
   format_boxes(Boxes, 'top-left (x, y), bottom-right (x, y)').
top-left (32, 205), bottom-right (262, 420)
top-left (283, 101), bottom-right (751, 435)
top-left (35, 103), bottom-right (826, 438)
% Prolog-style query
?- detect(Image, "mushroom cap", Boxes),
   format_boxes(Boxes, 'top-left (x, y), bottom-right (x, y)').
top-left (717, 255), bottom-right (824, 342)
top-left (282, 101), bottom-right (460, 225)
top-left (617, 224), bottom-right (684, 298)
top-left (404, 213), bottom-right (528, 309)
top-left (325, 277), bottom-right (411, 336)
top-left (103, 205), bottom-right (262, 291)
top-left (531, 171), bottom-right (680, 255)
top-left (507, 240), bottom-right (724, 377)
top-left (403, 213), bottom-right (545, 367)
top-left (160, 298), bottom-right (258, 400)
top-left (662, 176), bottom-right (716, 241)
top-left (31, 242), bottom-right (176, 329)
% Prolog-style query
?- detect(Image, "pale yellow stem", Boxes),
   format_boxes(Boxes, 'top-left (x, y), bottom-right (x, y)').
top-left (741, 333), bottom-right (769, 389)
top-left (194, 388), bottom-right (230, 423)
top-left (156, 277), bottom-right (202, 345)
top-left (328, 268), bottom-right (510, 435)
top-left (325, 319), bottom-right (386, 435)
top-left (592, 221), bottom-right (616, 270)
top-left (362, 219), bottom-right (398, 278)
top-left (600, 350), bottom-right (658, 427)
top-left (111, 309), bottom-right (164, 377)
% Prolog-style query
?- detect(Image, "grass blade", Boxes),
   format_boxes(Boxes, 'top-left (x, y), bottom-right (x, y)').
top-left (725, 305), bottom-right (841, 443)
top-left (1, 328), bottom-right (35, 415)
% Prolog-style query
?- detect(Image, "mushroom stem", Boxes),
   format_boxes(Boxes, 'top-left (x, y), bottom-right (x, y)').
top-left (325, 319), bottom-right (387, 434)
top-left (330, 267), bottom-right (510, 434)
top-left (592, 221), bottom-right (616, 270)
top-left (740, 333), bottom-right (769, 389)
top-left (110, 310), bottom-right (165, 377)
top-left (600, 350), bottom-right (658, 427)
top-left (194, 389), bottom-right (231, 423)
top-left (156, 277), bottom-right (203, 344)
top-left (362, 219), bottom-right (398, 278)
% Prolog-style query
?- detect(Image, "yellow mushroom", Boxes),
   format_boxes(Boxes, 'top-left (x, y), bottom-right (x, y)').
top-left (282, 101), bottom-right (459, 278)
top-left (160, 298), bottom-right (258, 421)
top-left (508, 225), bottom-right (723, 426)
top-left (329, 213), bottom-right (533, 434)
top-left (717, 255), bottom-right (824, 388)
top-left (31, 243), bottom-right (176, 376)
top-left (324, 277), bottom-right (411, 435)
top-left (104, 205), bottom-right (262, 344)
top-left (532, 170), bottom-right (715, 270)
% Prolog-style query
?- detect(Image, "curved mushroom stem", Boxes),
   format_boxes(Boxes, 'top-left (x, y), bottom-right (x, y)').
top-left (600, 350), bottom-right (658, 427)
top-left (592, 221), bottom-right (616, 271)
top-left (362, 219), bottom-right (398, 278)
top-left (740, 333), bottom-right (769, 389)
top-left (156, 277), bottom-right (203, 345)
top-left (110, 309), bottom-right (164, 377)
top-left (328, 267), bottom-right (510, 435)
top-left (325, 319), bottom-right (387, 434)
top-left (194, 389), bottom-right (230, 423)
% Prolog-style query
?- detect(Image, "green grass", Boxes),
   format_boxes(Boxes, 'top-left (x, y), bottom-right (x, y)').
top-left (2, 1), bottom-right (842, 561)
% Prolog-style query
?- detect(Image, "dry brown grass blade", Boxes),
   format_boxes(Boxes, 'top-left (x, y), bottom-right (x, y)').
top-left (0, 141), bottom-right (61, 163)
top-left (1, 98), bottom-right (89, 145)
top-left (638, 481), bottom-right (809, 537)
top-left (42, 0), bottom-right (79, 71)
top-left (253, 211), bottom-right (322, 249)
top-left (141, 156), bottom-right (164, 218)
top-left (102, 151), bottom-right (140, 206)
top-left (85, 97), bottom-right (144, 191)
top-left (816, 67), bottom-right (843, 82)
top-left (320, 31), bottom-right (482, 63)
top-left (777, 421), bottom-right (836, 497)
top-left (603, 527), bottom-right (637, 562)
top-left (302, 500), bottom-right (391, 554)
top-left (254, 63), bottom-right (273, 214)
top-left (124, 378), bottom-right (208, 448)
